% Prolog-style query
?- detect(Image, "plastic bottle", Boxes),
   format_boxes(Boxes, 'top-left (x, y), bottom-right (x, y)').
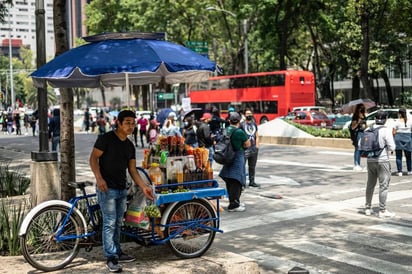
top-left (148, 163), bottom-right (163, 187)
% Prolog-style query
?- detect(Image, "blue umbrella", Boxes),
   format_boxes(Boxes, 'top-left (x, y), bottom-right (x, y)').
top-left (31, 32), bottom-right (217, 88)
top-left (157, 108), bottom-right (174, 127)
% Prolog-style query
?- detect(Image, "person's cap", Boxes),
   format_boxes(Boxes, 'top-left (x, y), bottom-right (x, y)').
top-left (228, 107), bottom-right (235, 112)
top-left (150, 119), bottom-right (160, 126)
top-left (200, 112), bottom-right (212, 121)
top-left (229, 112), bottom-right (241, 122)
top-left (375, 110), bottom-right (387, 124)
top-left (168, 112), bottom-right (177, 120)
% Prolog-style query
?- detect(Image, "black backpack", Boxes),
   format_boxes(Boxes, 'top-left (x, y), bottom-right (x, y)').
top-left (213, 128), bottom-right (240, 165)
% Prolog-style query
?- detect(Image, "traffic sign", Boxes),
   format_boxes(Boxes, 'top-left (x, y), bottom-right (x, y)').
top-left (185, 41), bottom-right (208, 55)
top-left (157, 93), bottom-right (174, 100)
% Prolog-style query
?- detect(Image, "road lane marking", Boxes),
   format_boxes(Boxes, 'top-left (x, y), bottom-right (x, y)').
top-left (221, 190), bottom-right (412, 233)
top-left (369, 223), bottom-right (412, 237)
top-left (278, 240), bottom-right (412, 274)
top-left (241, 250), bottom-right (331, 274)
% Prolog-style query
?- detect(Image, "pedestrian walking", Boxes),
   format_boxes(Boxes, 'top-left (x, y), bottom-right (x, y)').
top-left (392, 108), bottom-right (412, 176)
top-left (14, 113), bottom-right (21, 135)
top-left (84, 108), bottom-right (90, 133)
top-left (362, 110), bottom-right (396, 218)
top-left (183, 116), bottom-right (198, 148)
top-left (350, 104), bottom-right (367, 171)
top-left (241, 109), bottom-right (260, 187)
top-left (160, 112), bottom-right (181, 137)
top-left (89, 110), bottom-right (154, 272)
top-left (219, 112), bottom-right (251, 212)
top-left (29, 113), bottom-right (37, 136)
top-left (48, 108), bottom-right (60, 151)
top-left (137, 114), bottom-right (148, 148)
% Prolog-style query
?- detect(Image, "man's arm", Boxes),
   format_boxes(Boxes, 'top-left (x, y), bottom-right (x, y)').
top-left (89, 147), bottom-right (108, 192)
top-left (128, 159), bottom-right (154, 200)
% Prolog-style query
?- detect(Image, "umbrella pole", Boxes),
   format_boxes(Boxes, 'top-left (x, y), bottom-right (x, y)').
top-left (126, 73), bottom-right (130, 108)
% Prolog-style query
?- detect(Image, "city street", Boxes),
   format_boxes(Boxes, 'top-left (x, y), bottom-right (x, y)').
top-left (1, 132), bottom-right (412, 273)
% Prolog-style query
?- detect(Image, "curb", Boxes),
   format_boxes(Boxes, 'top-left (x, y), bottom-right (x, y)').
top-left (260, 136), bottom-right (353, 149)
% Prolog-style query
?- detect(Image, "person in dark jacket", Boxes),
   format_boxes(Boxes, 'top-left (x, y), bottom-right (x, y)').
top-left (48, 108), bottom-right (60, 151)
top-left (196, 112), bottom-right (214, 166)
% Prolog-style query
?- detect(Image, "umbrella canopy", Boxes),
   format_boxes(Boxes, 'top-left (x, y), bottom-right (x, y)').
top-left (183, 108), bottom-right (203, 120)
top-left (31, 32), bottom-right (217, 88)
top-left (341, 98), bottom-right (376, 114)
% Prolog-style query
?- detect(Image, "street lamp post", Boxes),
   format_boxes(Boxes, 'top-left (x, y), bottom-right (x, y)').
top-left (8, 8), bottom-right (14, 110)
top-left (206, 6), bottom-right (248, 74)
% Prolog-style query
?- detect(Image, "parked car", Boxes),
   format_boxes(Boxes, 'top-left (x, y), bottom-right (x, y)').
top-left (343, 108), bottom-right (412, 129)
top-left (328, 113), bottom-right (352, 129)
top-left (292, 110), bottom-right (332, 127)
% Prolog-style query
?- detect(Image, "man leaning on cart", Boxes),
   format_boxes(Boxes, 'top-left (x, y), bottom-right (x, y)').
top-left (90, 110), bottom-right (154, 273)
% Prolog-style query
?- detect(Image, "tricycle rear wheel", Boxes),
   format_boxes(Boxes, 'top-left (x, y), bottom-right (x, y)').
top-left (165, 199), bottom-right (217, 258)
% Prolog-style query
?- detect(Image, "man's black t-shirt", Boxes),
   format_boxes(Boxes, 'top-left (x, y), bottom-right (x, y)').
top-left (94, 131), bottom-right (136, 189)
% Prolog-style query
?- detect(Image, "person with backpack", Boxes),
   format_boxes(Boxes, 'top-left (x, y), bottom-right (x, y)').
top-left (219, 112), bottom-right (251, 212)
top-left (392, 108), bottom-right (412, 176)
top-left (240, 109), bottom-right (260, 187)
top-left (350, 104), bottom-right (367, 171)
top-left (361, 110), bottom-right (396, 218)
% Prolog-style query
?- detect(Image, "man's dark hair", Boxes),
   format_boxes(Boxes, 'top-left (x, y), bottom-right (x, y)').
top-left (117, 110), bottom-right (136, 123)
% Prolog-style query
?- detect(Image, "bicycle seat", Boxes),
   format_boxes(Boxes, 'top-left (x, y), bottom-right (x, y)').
top-left (68, 181), bottom-right (94, 189)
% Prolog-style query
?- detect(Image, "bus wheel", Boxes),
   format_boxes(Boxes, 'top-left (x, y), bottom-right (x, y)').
top-left (260, 117), bottom-right (269, 124)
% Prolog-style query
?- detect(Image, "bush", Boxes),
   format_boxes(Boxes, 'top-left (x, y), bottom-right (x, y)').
top-left (0, 162), bottom-right (30, 198)
top-left (286, 121), bottom-right (351, 138)
top-left (0, 197), bottom-right (31, 256)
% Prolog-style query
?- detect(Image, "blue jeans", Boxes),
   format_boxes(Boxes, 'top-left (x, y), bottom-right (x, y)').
top-left (354, 147), bottom-right (361, 166)
top-left (395, 150), bottom-right (412, 173)
top-left (51, 136), bottom-right (60, 151)
top-left (97, 188), bottom-right (127, 260)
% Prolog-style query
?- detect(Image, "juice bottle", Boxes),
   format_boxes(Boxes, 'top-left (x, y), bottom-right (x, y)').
top-left (148, 163), bottom-right (163, 192)
top-left (176, 161), bottom-right (184, 188)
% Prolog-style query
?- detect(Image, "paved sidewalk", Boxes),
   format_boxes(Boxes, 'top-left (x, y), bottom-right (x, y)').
top-left (0, 146), bottom-right (260, 274)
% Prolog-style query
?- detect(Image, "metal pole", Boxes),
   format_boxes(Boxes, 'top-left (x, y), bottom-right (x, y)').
top-left (8, 8), bottom-right (14, 110)
top-left (243, 19), bottom-right (248, 74)
top-left (35, 0), bottom-right (49, 152)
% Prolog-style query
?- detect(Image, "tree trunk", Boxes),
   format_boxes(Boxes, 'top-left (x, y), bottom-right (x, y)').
top-left (352, 74), bottom-right (361, 100)
top-left (54, 0), bottom-right (75, 200)
top-left (381, 70), bottom-right (394, 106)
top-left (100, 86), bottom-right (106, 107)
top-left (360, 7), bottom-right (371, 98)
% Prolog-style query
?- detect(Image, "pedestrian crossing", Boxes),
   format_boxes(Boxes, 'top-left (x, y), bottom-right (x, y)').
top-left (219, 189), bottom-right (412, 273)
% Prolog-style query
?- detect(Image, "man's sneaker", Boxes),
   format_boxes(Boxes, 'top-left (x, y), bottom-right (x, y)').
top-left (249, 182), bottom-right (260, 187)
top-left (364, 208), bottom-right (372, 216)
top-left (397, 172), bottom-right (403, 176)
top-left (228, 205), bottom-right (246, 212)
top-left (118, 252), bottom-right (136, 263)
top-left (106, 259), bottom-right (122, 273)
top-left (378, 210), bottom-right (395, 218)
top-left (239, 202), bottom-right (245, 207)
top-left (408, 171), bottom-right (412, 175)
top-left (353, 165), bottom-right (363, 171)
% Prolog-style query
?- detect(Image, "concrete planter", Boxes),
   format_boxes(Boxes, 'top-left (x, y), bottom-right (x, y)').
top-left (260, 136), bottom-right (353, 149)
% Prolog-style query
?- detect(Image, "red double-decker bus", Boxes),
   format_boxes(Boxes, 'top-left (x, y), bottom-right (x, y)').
top-left (188, 70), bottom-right (315, 124)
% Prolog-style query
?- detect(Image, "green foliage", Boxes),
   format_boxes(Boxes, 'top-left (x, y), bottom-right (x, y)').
top-left (0, 162), bottom-right (30, 198)
top-left (287, 121), bottom-right (351, 139)
top-left (0, 197), bottom-right (30, 256)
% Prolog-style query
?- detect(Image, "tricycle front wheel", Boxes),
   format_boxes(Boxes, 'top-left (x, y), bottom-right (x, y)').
top-left (165, 199), bottom-right (217, 258)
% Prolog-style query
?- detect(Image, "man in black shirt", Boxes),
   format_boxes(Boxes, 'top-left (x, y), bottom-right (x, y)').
top-left (197, 112), bottom-right (214, 166)
top-left (89, 110), bottom-right (153, 272)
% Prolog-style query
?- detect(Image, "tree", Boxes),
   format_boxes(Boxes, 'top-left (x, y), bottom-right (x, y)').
top-left (53, 0), bottom-right (75, 201)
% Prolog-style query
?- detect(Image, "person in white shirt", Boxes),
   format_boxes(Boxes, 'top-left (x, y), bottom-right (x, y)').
top-left (363, 110), bottom-right (396, 218)
top-left (392, 108), bottom-right (412, 176)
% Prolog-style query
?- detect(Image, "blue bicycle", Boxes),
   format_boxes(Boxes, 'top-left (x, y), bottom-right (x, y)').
top-left (19, 168), bottom-right (226, 272)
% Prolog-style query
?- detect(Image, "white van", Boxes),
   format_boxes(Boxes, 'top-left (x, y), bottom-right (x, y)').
top-left (292, 106), bottom-right (326, 113)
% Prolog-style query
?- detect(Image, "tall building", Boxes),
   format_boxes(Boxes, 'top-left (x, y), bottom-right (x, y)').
top-left (0, 0), bottom-right (55, 59)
